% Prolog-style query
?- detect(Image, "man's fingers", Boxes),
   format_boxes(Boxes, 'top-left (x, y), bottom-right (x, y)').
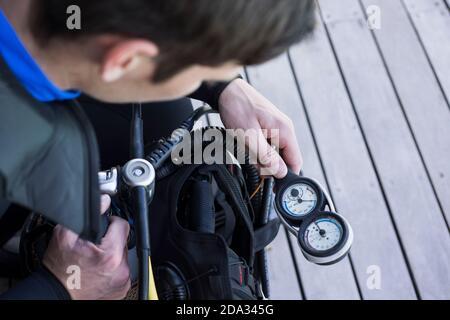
top-left (54, 195), bottom-right (111, 249)
top-left (100, 195), bottom-right (111, 215)
top-left (281, 147), bottom-right (302, 175)
top-left (278, 133), bottom-right (303, 175)
top-left (53, 224), bottom-right (80, 248)
top-left (246, 128), bottom-right (287, 178)
top-left (100, 216), bottom-right (130, 254)
top-left (264, 119), bottom-right (303, 175)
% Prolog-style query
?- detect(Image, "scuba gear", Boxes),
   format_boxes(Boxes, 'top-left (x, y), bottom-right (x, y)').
top-left (298, 212), bottom-right (352, 265)
top-left (98, 104), bottom-right (157, 300)
top-left (12, 105), bottom-right (353, 299)
top-left (93, 109), bottom-right (280, 300)
top-left (99, 108), bottom-right (278, 299)
top-left (275, 175), bottom-right (324, 221)
top-left (275, 171), bottom-right (353, 265)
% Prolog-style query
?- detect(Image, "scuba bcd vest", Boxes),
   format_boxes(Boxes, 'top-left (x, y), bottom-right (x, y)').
top-left (146, 127), bottom-right (281, 300)
top-left (0, 55), bottom-right (103, 243)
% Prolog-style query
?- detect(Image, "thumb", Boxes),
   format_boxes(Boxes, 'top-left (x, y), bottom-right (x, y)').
top-left (100, 195), bottom-right (111, 215)
top-left (248, 129), bottom-right (287, 178)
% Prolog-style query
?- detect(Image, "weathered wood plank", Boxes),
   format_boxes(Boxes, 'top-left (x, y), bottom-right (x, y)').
top-left (265, 226), bottom-right (303, 300)
top-left (403, 0), bottom-right (450, 103)
top-left (240, 69), bottom-right (304, 300)
top-left (362, 0), bottom-right (450, 232)
top-left (237, 70), bottom-right (303, 300)
top-left (246, 55), bottom-right (360, 300)
top-left (318, 0), bottom-right (450, 299)
top-left (289, 9), bottom-right (416, 299)
top-left (240, 72), bottom-right (307, 300)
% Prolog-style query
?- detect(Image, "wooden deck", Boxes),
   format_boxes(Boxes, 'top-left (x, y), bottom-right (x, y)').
top-left (1, 0), bottom-right (449, 300)
top-left (245, 0), bottom-right (450, 300)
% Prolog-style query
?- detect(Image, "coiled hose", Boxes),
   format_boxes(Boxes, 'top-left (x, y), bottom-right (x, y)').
top-left (145, 107), bottom-right (216, 170)
top-left (146, 118), bottom-right (263, 216)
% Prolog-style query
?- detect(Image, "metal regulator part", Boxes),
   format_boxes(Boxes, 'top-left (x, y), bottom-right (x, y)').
top-left (122, 158), bottom-right (156, 199)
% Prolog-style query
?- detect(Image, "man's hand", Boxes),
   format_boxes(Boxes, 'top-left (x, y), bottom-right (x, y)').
top-left (43, 195), bottom-right (131, 300)
top-left (218, 78), bottom-right (303, 178)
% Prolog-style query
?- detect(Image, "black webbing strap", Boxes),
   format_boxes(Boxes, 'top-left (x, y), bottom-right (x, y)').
top-left (253, 218), bottom-right (281, 252)
top-left (0, 204), bottom-right (30, 248)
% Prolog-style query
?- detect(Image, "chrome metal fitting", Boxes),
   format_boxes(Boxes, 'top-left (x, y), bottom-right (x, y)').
top-left (99, 167), bottom-right (119, 195)
top-left (122, 158), bottom-right (155, 188)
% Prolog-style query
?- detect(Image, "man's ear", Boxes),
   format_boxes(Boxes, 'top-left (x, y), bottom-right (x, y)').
top-left (101, 40), bottom-right (159, 83)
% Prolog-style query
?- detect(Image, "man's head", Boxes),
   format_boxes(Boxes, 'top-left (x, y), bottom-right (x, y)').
top-left (33, 0), bottom-right (315, 103)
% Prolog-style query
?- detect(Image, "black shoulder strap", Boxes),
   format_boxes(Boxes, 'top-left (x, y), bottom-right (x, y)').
top-left (253, 218), bottom-right (281, 252)
top-left (0, 204), bottom-right (30, 248)
top-left (215, 191), bottom-right (236, 244)
top-left (0, 56), bottom-right (102, 243)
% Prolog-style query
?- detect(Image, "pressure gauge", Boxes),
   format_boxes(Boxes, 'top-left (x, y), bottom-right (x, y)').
top-left (298, 212), bottom-right (353, 265)
top-left (275, 173), bottom-right (324, 224)
top-left (274, 170), bottom-right (353, 266)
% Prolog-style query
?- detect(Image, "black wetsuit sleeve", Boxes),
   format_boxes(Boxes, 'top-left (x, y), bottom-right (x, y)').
top-left (188, 75), bottom-right (243, 110)
top-left (0, 266), bottom-right (71, 300)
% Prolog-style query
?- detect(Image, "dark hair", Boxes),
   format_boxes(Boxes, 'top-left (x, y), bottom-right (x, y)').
top-left (35, 0), bottom-right (316, 82)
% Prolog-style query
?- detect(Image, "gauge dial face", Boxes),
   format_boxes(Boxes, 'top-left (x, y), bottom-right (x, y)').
top-left (303, 217), bottom-right (343, 252)
top-left (281, 183), bottom-right (318, 217)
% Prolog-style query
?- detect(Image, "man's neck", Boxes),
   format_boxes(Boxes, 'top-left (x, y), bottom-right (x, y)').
top-left (0, 0), bottom-right (83, 90)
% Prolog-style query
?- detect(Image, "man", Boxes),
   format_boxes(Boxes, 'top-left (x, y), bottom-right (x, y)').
top-left (0, 0), bottom-right (315, 299)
